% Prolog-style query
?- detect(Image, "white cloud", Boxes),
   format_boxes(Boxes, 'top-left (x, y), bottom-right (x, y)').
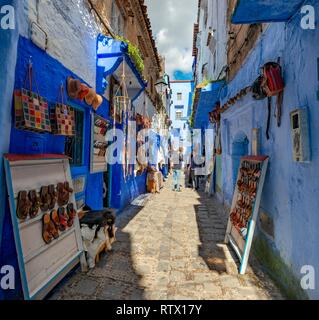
top-left (146, 0), bottom-right (197, 77)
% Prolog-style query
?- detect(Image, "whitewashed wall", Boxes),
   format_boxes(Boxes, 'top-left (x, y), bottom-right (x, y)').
top-left (195, 0), bottom-right (227, 83)
top-left (20, 0), bottom-right (102, 86)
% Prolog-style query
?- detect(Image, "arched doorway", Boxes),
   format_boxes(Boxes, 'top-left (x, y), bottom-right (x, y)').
top-left (232, 131), bottom-right (249, 189)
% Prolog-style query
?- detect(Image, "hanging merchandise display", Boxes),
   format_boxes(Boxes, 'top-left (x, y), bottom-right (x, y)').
top-left (85, 87), bottom-right (103, 111)
top-left (112, 63), bottom-right (131, 180)
top-left (4, 154), bottom-right (87, 300)
top-left (14, 60), bottom-right (51, 133)
top-left (251, 61), bottom-right (285, 139)
top-left (261, 61), bottom-right (284, 128)
top-left (90, 114), bottom-right (110, 174)
top-left (224, 155), bottom-right (269, 275)
top-left (50, 84), bottom-right (75, 136)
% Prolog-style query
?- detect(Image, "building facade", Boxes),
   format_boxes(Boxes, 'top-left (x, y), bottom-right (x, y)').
top-left (170, 80), bottom-right (194, 146)
top-left (0, 0), bottom-right (164, 299)
top-left (193, 0), bottom-right (228, 86)
top-left (192, 0), bottom-right (319, 299)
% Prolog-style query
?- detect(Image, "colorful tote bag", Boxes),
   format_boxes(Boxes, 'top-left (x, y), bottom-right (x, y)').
top-left (14, 62), bottom-right (51, 133)
top-left (50, 85), bottom-right (75, 136)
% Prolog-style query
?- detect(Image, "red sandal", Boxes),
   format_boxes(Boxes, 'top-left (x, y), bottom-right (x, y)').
top-left (58, 207), bottom-right (69, 232)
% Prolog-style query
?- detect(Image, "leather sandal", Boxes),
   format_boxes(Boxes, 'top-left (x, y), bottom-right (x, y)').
top-left (64, 181), bottom-right (73, 194)
top-left (51, 209), bottom-right (60, 230)
top-left (40, 186), bottom-right (51, 212)
top-left (66, 203), bottom-right (77, 228)
top-left (28, 190), bottom-right (41, 218)
top-left (58, 207), bottom-right (69, 232)
top-left (57, 183), bottom-right (69, 207)
top-left (51, 220), bottom-right (59, 240)
top-left (48, 185), bottom-right (57, 210)
top-left (42, 213), bottom-right (54, 244)
top-left (17, 191), bottom-right (32, 220)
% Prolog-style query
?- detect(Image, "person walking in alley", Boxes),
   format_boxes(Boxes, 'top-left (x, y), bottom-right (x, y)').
top-left (190, 153), bottom-right (200, 190)
top-left (171, 147), bottom-right (184, 192)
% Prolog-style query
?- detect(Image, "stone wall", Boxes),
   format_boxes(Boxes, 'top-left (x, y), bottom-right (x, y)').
top-left (227, 0), bottom-right (264, 81)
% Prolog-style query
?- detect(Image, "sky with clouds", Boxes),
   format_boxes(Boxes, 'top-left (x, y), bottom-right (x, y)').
top-left (146, 0), bottom-right (197, 80)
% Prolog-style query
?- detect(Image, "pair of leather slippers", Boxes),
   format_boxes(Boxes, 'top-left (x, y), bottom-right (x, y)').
top-left (42, 204), bottom-right (77, 244)
top-left (16, 185), bottom-right (59, 221)
top-left (57, 182), bottom-right (73, 207)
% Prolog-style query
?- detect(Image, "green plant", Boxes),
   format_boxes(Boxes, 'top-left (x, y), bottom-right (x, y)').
top-left (116, 36), bottom-right (145, 76)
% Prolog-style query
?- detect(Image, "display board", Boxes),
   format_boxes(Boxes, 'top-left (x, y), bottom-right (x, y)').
top-left (4, 154), bottom-right (87, 300)
top-left (90, 114), bottom-right (110, 173)
top-left (224, 155), bottom-right (269, 274)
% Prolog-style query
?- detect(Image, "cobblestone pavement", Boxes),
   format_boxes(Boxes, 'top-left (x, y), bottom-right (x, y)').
top-left (50, 178), bottom-right (283, 300)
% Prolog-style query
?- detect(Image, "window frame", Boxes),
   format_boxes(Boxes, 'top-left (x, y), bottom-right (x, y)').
top-left (175, 110), bottom-right (183, 120)
top-left (65, 103), bottom-right (86, 167)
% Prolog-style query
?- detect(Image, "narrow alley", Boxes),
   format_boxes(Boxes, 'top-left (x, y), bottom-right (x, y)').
top-left (50, 178), bottom-right (282, 300)
top-left (1, 0), bottom-right (319, 305)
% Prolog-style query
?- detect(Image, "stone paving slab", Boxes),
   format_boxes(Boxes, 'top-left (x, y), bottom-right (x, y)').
top-left (50, 177), bottom-right (284, 300)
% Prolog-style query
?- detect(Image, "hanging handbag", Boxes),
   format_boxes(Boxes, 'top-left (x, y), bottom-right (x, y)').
top-left (261, 62), bottom-right (284, 97)
top-left (50, 84), bottom-right (75, 136)
top-left (261, 62), bottom-right (284, 127)
top-left (14, 61), bottom-right (51, 133)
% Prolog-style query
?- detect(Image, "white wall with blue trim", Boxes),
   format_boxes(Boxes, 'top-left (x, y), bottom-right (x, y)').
top-left (0, 0), bottom-right (148, 299)
top-left (220, 0), bottom-right (319, 299)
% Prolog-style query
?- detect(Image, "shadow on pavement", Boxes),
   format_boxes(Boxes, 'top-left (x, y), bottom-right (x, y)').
top-left (47, 205), bottom-right (147, 300)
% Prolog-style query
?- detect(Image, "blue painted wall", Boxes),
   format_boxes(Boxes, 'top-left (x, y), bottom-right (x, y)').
top-left (0, 0), bottom-right (23, 300)
top-left (0, 34), bottom-right (147, 299)
top-left (194, 81), bottom-right (224, 129)
top-left (9, 36), bottom-right (146, 213)
top-left (220, 0), bottom-right (319, 299)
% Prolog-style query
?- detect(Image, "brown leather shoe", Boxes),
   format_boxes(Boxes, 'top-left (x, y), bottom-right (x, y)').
top-left (51, 209), bottom-right (60, 230)
top-left (58, 207), bottom-right (69, 232)
top-left (48, 185), bottom-right (57, 210)
top-left (66, 203), bottom-right (77, 228)
top-left (57, 183), bottom-right (69, 207)
top-left (28, 190), bottom-right (41, 218)
top-left (17, 191), bottom-right (32, 220)
top-left (42, 213), bottom-right (54, 244)
top-left (64, 181), bottom-right (73, 194)
top-left (40, 186), bottom-right (51, 212)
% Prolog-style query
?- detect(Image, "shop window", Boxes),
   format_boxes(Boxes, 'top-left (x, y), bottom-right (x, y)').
top-left (176, 111), bottom-right (182, 120)
top-left (65, 108), bottom-right (84, 166)
top-left (177, 92), bottom-right (182, 101)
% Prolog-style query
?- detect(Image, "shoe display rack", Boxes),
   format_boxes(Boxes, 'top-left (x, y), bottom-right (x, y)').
top-left (224, 155), bottom-right (269, 275)
top-left (4, 154), bottom-right (87, 300)
top-left (90, 113), bottom-right (110, 174)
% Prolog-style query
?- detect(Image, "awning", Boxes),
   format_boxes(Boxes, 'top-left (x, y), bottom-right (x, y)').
top-left (96, 34), bottom-right (146, 102)
top-left (232, 0), bottom-right (305, 24)
top-left (193, 81), bottom-right (225, 129)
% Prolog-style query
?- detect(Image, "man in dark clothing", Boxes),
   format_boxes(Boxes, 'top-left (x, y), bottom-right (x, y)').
top-left (190, 154), bottom-right (200, 190)
top-left (171, 148), bottom-right (183, 192)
